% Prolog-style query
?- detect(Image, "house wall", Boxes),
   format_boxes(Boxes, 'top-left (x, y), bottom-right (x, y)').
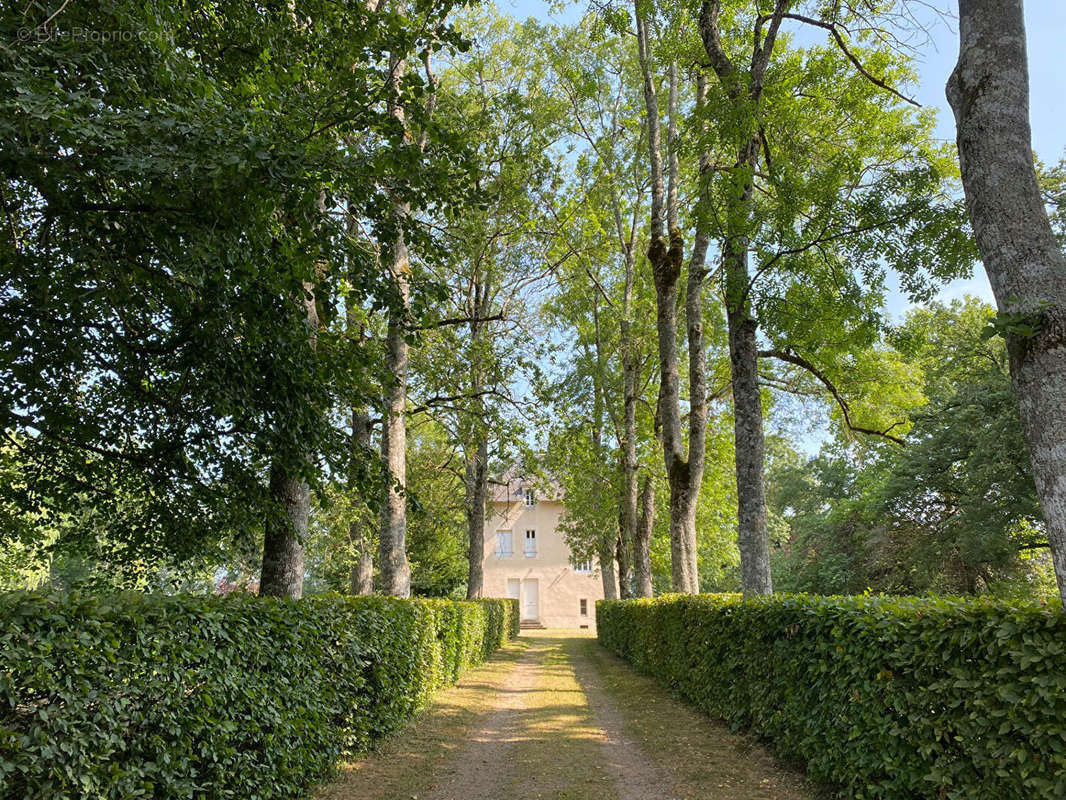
top-left (481, 499), bottom-right (603, 629)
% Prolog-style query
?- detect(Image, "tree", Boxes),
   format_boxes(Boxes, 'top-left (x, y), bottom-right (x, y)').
top-left (948, 0), bottom-right (1066, 608)
top-left (546, 18), bottom-right (661, 597)
top-left (632, 4), bottom-right (712, 593)
top-left (686, 0), bottom-right (973, 594)
top-left (410, 9), bottom-right (565, 599)
top-left (771, 299), bottom-right (1050, 597)
top-left (0, 0), bottom-right (466, 595)
top-left (378, 3), bottom-right (438, 599)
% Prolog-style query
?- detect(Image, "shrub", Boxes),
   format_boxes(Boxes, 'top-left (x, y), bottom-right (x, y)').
top-left (0, 591), bottom-right (519, 799)
top-left (597, 593), bottom-right (1066, 800)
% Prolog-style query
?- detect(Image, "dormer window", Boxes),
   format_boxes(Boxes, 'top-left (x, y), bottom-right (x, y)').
top-left (523, 487), bottom-right (536, 506)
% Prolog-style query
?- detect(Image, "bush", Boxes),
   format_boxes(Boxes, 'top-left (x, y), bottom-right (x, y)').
top-left (0, 591), bottom-right (518, 799)
top-left (597, 593), bottom-right (1066, 800)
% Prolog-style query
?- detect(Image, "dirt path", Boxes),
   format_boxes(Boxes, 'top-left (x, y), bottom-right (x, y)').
top-left (317, 631), bottom-right (813, 800)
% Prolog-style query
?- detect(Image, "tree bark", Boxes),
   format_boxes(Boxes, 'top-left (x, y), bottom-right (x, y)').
top-left (379, 219), bottom-right (413, 597)
top-left (948, 0), bottom-right (1066, 608)
top-left (260, 262), bottom-right (321, 599)
top-left (348, 408), bottom-right (375, 595)
top-left (728, 308), bottom-right (772, 594)
top-left (590, 294), bottom-right (619, 601)
top-left (377, 40), bottom-right (417, 598)
top-left (461, 267), bottom-right (493, 600)
top-left (350, 534), bottom-right (374, 594)
top-left (260, 463), bottom-right (309, 598)
top-left (681, 74), bottom-right (711, 592)
top-left (636, 12), bottom-right (703, 593)
top-left (722, 158), bottom-right (773, 595)
top-left (698, 0), bottom-right (786, 596)
top-left (616, 518), bottom-right (632, 599)
top-left (634, 471), bottom-right (655, 597)
top-left (599, 541), bottom-right (619, 600)
top-left (721, 132), bottom-right (771, 597)
top-left (465, 433), bottom-right (488, 599)
top-left (619, 240), bottom-right (641, 602)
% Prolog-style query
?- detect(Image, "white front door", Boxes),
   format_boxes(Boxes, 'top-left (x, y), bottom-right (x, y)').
top-left (522, 579), bottom-right (539, 621)
top-left (506, 579), bottom-right (520, 601)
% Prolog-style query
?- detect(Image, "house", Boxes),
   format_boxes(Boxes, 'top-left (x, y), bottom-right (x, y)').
top-left (481, 472), bottom-right (604, 629)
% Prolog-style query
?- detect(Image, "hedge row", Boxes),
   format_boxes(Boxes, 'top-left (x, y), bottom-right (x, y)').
top-left (0, 592), bottom-right (519, 799)
top-left (597, 593), bottom-right (1066, 800)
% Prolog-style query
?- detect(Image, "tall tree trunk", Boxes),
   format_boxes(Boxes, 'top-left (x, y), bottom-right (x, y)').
top-left (260, 464), bottom-right (309, 598)
top-left (616, 508), bottom-right (632, 599)
top-left (727, 305), bottom-right (772, 594)
top-left (698, 2), bottom-right (787, 597)
top-left (378, 42), bottom-right (416, 598)
top-left (724, 150), bottom-right (772, 594)
top-left (350, 535), bottom-right (374, 594)
top-left (620, 253), bottom-right (641, 598)
top-left (949, 0), bottom-right (1066, 608)
top-left (591, 295), bottom-right (619, 600)
top-left (682, 110), bottom-right (711, 592)
top-left (634, 471), bottom-right (655, 597)
top-left (348, 408), bottom-right (374, 595)
top-left (379, 219), bottom-right (412, 597)
top-left (260, 267), bottom-right (320, 599)
top-left (636, 13), bottom-right (702, 592)
top-left (599, 541), bottom-right (619, 600)
top-left (465, 433), bottom-right (488, 599)
top-left (721, 140), bottom-right (773, 595)
top-left (463, 279), bottom-right (492, 600)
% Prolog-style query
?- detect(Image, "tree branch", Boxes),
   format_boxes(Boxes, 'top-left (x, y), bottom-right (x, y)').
top-left (416, 312), bottom-right (504, 331)
top-left (764, 12), bottom-right (920, 106)
top-left (759, 348), bottom-right (907, 444)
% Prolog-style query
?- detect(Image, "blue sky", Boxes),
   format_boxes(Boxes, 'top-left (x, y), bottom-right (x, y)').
top-left (496, 0), bottom-right (1066, 317)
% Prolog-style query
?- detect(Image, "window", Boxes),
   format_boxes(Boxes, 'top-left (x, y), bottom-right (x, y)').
top-left (496, 530), bottom-right (513, 557)
top-left (573, 559), bottom-right (592, 573)
top-left (523, 487), bottom-right (536, 506)
top-left (580, 599), bottom-right (588, 617)
top-left (524, 529), bottom-right (537, 557)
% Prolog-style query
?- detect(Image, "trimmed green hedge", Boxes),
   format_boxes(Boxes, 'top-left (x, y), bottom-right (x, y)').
top-left (0, 592), bottom-right (518, 799)
top-left (598, 593), bottom-right (1066, 800)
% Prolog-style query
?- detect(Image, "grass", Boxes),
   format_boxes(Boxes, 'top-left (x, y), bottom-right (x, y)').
top-left (315, 637), bottom-right (530, 800)
top-left (496, 634), bottom-right (617, 800)
top-left (317, 631), bottom-right (816, 800)
top-left (572, 636), bottom-right (815, 800)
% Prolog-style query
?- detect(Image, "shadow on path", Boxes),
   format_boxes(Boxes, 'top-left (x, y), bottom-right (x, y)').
top-left (317, 631), bottom-right (813, 800)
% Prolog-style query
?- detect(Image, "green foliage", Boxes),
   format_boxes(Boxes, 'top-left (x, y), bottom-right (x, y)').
top-left (302, 421), bottom-right (469, 597)
top-left (1037, 155), bottom-right (1066, 247)
top-left (598, 594), bottom-right (1066, 800)
top-left (771, 298), bottom-right (1048, 598)
top-left (0, 0), bottom-right (467, 568)
top-left (405, 423), bottom-right (470, 597)
top-left (0, 591), bottom-right (518, 799)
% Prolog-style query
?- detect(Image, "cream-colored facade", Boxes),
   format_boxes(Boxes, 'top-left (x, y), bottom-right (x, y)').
top-left (482, 484), bottom-right (603, 629)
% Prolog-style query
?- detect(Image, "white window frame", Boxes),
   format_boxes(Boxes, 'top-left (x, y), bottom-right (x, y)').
top-left (524, 529), bottom-right (537, 557)
top-left (496, 530), bottom-right (513, 558)
top-left (573, 558), bottom-right (592, 573)
top-left (523, 487), bottom-right (536, 507)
